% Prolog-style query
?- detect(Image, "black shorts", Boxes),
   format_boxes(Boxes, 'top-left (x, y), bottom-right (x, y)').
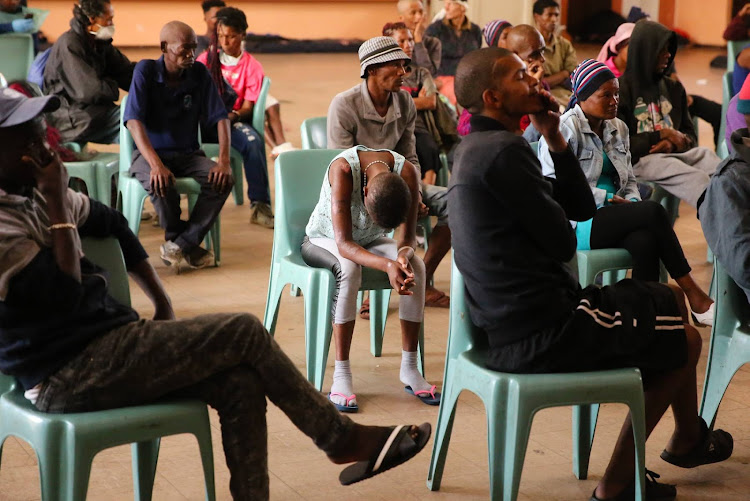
top-left (488, 279), bottom-right (687, 383)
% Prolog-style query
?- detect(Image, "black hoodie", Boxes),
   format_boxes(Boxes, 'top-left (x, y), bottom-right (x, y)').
top-left (617, 21), bottom-right (696, 164)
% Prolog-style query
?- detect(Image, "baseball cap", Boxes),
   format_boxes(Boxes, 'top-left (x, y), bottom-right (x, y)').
top-left (0, 87), bottom-right (60, 128)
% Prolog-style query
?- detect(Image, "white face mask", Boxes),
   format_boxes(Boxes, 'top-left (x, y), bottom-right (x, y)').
top-left (90, 24), bottom-right (115, 40)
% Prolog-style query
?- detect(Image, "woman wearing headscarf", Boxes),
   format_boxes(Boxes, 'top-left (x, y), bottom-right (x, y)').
top-left (538, 59), bottom-right (715, 325)
top-left (425, 0), bottom-right (481, 106)
top-left (596, 22), bottom-right (634, 77)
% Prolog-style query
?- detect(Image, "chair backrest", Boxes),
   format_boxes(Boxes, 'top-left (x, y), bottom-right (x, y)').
top-left (251, 76), bottom-right (271, 139)
top-left (0, 34), bottom-right (34, 82)
top-left (272, 149), bottom-right (343, 259)
top-left (119, 94), bottom-right (135, 174)
top-left (529, 141), bottom-right (539, 155)
top-left (718, 71), bottom-right (733, 157)
top-left (81, 237), bottom-right (131, 307)
top-left (445, 254), bottom-right (488, 367)
top-left (712, 259), bottom-right (750, 335)
top-left (300, 117), bottom-right (328, 150)
top-left (727, 40), bottom-right (749, 74)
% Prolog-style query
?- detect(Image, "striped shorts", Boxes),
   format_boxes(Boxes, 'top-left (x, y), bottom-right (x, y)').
top-left (487, 279), bottom-right (687, 383)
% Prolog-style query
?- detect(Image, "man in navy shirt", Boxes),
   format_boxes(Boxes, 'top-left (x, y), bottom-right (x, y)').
top-left (124, 21), bottom-right (233, 270)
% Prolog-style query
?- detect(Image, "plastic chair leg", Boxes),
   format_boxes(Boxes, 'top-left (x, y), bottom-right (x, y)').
top-left (426, 380), bottom-right (460, 491)
top-left (132, 439), bottom-right (160, 501)
top-left (67, 448), bottom-right (96, 501)
top-left (488, 390), bottom-right (531, 501)
top-left (572, 404), bottom-right (600, 480)
top-left (262, 272), bottom-right (285, 336)
top-left (303, 279), bottom-right (334, 391)
top-left (38, 440), bottom-right (65, 501)
top-left (700, 335), bottom-right (747, 428)
top-left (369, 289), bottom-right (391, 357)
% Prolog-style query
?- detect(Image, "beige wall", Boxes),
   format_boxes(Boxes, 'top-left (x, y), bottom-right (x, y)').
top-left (34, 1), bottom-right (398, 46)
top-left (672, 0), bottom-right (731, 46)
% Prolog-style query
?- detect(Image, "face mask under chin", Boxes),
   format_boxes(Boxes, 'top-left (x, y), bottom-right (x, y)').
top-left (90, 24), bottom-right (115, 40)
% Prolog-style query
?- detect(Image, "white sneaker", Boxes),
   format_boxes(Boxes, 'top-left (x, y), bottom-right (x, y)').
top-left (160, 241), bottom-right (183, 267)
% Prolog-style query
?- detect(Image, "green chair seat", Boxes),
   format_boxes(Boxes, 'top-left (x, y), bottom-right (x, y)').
top-left (263, 149), bottom-right (424, 391)
top-left (426, 256), bottom-right (647, 500)
top-left (65, 152), bottom-right (119, 206)
top-left (0, 237), bottom-right (215, 501)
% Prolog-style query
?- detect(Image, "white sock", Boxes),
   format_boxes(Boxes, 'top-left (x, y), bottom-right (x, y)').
top-left (400, 350), bottom-right (433, 393)
top-left (330, 360), bottom-right (356, 407)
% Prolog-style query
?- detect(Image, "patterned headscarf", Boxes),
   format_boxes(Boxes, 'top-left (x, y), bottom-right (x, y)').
top-left (567, 59), bottom-right (616, 111)
top-left (482, 20), bottom-right (511, 47)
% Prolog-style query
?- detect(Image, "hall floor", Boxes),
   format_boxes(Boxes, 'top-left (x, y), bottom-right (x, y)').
top-left (1, 44), bottom-right (748, 500)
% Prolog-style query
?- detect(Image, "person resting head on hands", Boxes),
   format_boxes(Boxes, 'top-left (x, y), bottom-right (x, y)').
top-left (538, 59), bottom-right (715, 325)
top-left (301, 146), bottom-right (440, 413)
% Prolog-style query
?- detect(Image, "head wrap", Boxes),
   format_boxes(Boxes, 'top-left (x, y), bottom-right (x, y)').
top-left (738, 72), bottom-right (750, 115)
top-left (567, 59), bottom-right (616, 111)
top-left (482, 19), bottom-right (511, 47)
top-left (596, 23), bottom-right (635, 63)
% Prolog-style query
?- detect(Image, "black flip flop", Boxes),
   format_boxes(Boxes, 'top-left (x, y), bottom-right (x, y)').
top-left (660, 418), bottom-right (733, 468)
top-left (339, 423), bottom-right (431, 486)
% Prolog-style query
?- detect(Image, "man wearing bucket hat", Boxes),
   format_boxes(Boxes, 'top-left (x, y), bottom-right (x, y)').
top-left (0, 87), bottom-right (432, 499)
top-left (326, 35), bottom-right (452, 409)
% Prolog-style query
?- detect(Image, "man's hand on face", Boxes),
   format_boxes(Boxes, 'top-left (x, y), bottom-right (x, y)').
top-left (150, 161), bottom-right (175, 198)
top-left (208, 160), bottom-right (233, 193)
top-left (24, 147), bottom-right (68, 203)
top-left (530, 89), bottom-right (567, 151)
top-left (660, 128), bottom-right (690, 152)
top-left (413, 20), bottom-right (425, 42)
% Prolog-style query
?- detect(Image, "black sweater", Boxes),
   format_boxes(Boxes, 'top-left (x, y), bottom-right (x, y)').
top-left (448, 115), bottom-right (596, 352)
top-left (0, 200), bottom-right (145, 390)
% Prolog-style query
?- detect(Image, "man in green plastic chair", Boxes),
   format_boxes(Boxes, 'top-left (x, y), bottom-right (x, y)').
top-left (0, 87), bottom-right (431, 500)
top-left (449, 47), bottom-right (732, 501)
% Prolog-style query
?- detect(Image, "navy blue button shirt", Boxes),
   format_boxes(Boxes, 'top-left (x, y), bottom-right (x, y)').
top-left (123, 56), bottom-right (227, 155)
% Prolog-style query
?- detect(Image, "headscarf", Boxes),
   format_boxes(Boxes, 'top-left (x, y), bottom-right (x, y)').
top-left (482, 20), bottom-right (511, 47)
top-left (596, 23), bottom-right (635, 63)
top-left (567, 59), bottom-right (616, 111)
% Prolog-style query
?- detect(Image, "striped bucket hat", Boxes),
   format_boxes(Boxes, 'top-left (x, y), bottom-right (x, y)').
top-left (358, 36), bottom-right (411, 78)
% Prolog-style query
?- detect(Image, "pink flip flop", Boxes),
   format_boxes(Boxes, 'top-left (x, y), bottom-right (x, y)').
top-left (328, 392), bottom-right (359, 413)
top-left (404, 385), bottom-right (441, 406)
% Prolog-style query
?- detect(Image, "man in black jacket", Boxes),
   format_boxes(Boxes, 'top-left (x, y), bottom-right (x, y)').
top-left (449, 47), bottom-right (732, 501)
top-left (0, 88), bottom-right (431, 500)
top-left (43, 0), bottom-right (134, 144)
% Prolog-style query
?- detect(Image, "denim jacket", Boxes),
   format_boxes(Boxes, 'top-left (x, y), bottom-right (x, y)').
top-left (539, 105), bottom-right (641, 218)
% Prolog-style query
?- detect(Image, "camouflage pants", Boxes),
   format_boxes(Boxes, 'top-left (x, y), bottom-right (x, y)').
top-left (35, 312), bottom-right (353, 500)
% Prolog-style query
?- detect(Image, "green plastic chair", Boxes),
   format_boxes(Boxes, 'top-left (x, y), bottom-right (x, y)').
top-left (716, 71), bottom-right (734, 160)
top-left (262, 149), bottom-right (424, 390)
top-left (0, 34), bottom-right (33, 82)
top-left (426, 255), bottom-right (646, 500)
top-left (0, 237), bottom-right (216, 501)
top-left (65, 153), bottom-right (120, 206)
top-left (700, 260), bottom-right (750, 428)
top-left (727, 40), bottom-right (749, 74)
top-left (300, 116), bottom-right (328, 150)
top-left (202, 76), bottom-right (272, 206)
top-left (116, 96), bottom-right (221, 266)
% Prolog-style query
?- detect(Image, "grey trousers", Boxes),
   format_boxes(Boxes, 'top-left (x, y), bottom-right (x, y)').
top-left (129, 150), bottom-right (232, 252)
top-left (632, 146), bottom-right (720, 208)
top-left (35, 313), bottom-right (354, 500)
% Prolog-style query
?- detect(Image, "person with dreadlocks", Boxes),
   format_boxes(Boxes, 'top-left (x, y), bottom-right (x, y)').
top-left (196, 6), bottom-right (274, 228)
top-left (537, 59), bottom-right (715, 325)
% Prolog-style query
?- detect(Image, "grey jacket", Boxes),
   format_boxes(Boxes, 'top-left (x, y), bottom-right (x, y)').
top-left (699, 128), bottom-right (750, 302)
top-left (43, 18), bottom-right (134, 142)
top-left (539, 104), bottom-right (640, 211)
top-left (412, 36), bottom-right (441, 77)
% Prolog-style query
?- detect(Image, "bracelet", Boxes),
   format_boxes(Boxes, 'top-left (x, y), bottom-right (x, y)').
top-left (398, 246), bottom-right (415, 259)
top-left (48, 223), bottom-right (77, 231)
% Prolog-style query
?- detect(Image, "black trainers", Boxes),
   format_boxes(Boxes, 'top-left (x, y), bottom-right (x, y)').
top-left (590, 470), bottom-right (676, 501)
top-left (184, 246), bottom-right (214, 269)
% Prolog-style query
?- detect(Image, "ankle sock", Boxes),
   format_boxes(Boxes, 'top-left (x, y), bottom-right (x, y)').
top-left (330, 360), bottom-right (356, 407)
top-left (400, 350), bottom-right (433, 393)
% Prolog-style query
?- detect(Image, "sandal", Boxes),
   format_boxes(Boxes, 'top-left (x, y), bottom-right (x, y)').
top-left (404, 385), bottom-right (441, 406)
top-left (590, 469), bottom-right (676, 501)
top-left (359, 298), bottom-right (370, 320)
top-left (339, 423), bottom-right (431, 486)
top-left (425, 289), bottom-right (450, 308)
top-left (328, 392), bottom-right (359, 413)
top-left (660, 418), bottom-right (733, 468)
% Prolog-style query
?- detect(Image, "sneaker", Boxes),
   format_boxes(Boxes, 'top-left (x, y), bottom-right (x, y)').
top-left (250, 202), bottom-right (274, 229)
top-left (271, 141), bottom-right (296, 159)
top-left (160, 241), bottom-right (183, 267)
top-left (184, 246), bottom-right (214, 269)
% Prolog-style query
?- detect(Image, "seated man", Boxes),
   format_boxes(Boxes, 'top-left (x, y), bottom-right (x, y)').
top-left (396, 0), bottom-right (441, 76)
top-left (533, 0), bottom-right (576, 105)
top-left (328, 36), bottom-right (452, 310)
top-left (700, 86), bottom-right (750, 300)
top-left (449, 47), bottom-right (733, 501)
top-left (617, 21), bottom-right (719, 208)
top-left (43, 0), bottom-right (134, 144)
top-left (124, 21), bottom-right (232, 270)
top-left (0, 88), bottom-right (431, 500)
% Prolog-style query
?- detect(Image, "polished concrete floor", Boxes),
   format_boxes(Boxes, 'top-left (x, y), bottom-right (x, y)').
top-left (1, 44), bottom-right (748, 500)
